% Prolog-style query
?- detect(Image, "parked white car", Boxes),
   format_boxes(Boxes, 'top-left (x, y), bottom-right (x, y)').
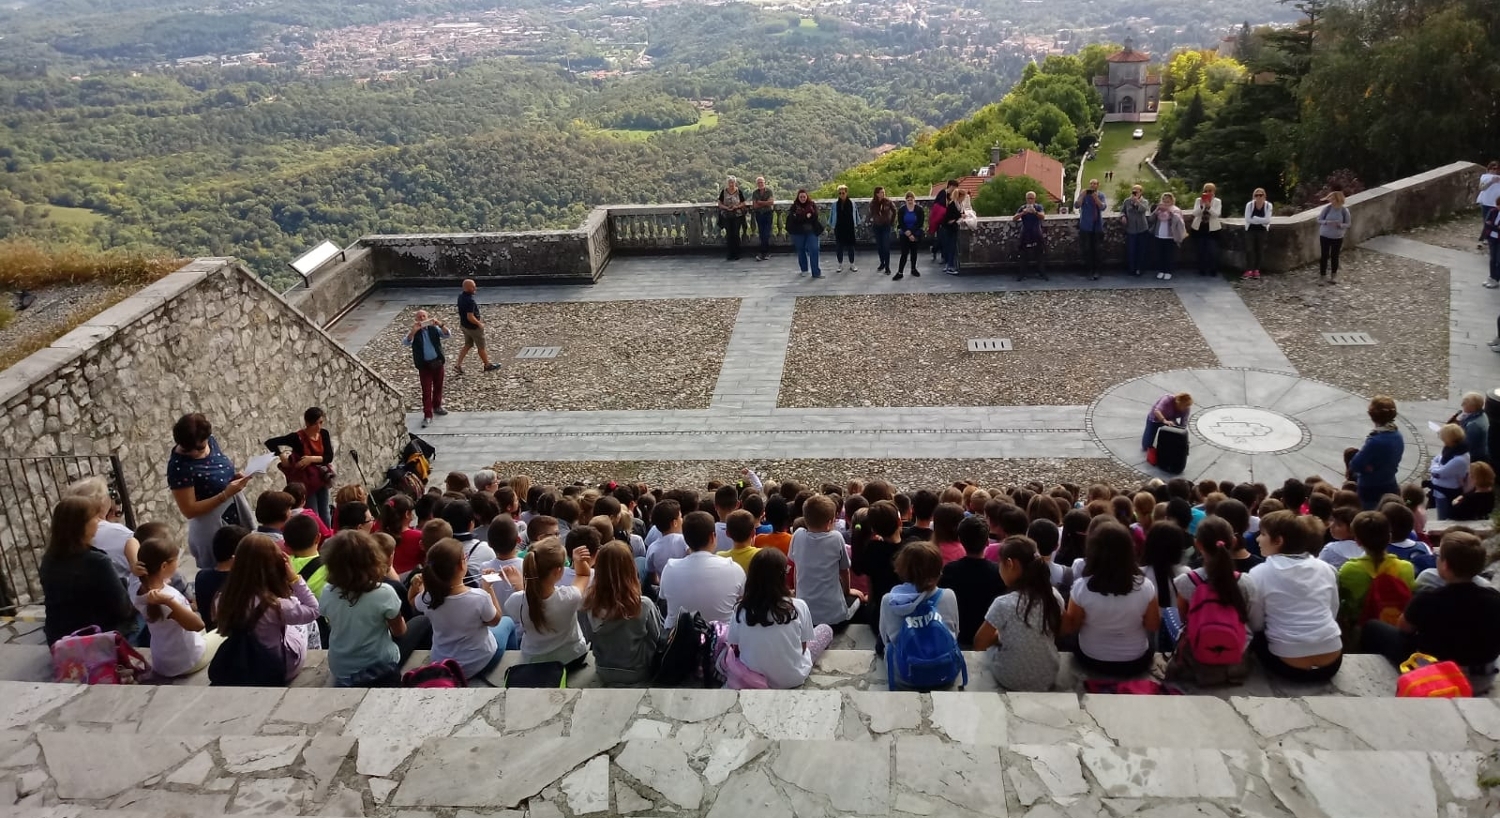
top-left (1132, 128), bottom-right (1145, 139)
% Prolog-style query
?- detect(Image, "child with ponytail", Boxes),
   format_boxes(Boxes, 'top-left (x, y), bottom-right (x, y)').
top-left (1167, 516), bottom-right (1256, 682)
top-left (974, 536), bottom-right (1064, 691)
top-left (410, 537), bottom-right (516, 683)
top-left (501, 536), bottom-right (592, 668)
top-left (134, 537), bottom-right (216, 677)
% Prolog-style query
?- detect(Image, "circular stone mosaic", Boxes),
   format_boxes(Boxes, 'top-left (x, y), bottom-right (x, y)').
top-left (1193, 406), bottom-right (1307, 454)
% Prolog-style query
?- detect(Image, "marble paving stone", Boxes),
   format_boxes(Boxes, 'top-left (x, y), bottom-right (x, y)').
top-left (569, 689), bottom-right (643, 740)
top-left (163, 751), bottom-right (215, 787)
top-left (269, 688), bottom-right (366, 725)
top-left (1078, 747), bottom-right (1238, 799)
top-left (1085, 695), bottom-right (1258, 749)
top-left (1006, 693), bottom-right (1100, 745)
top-left (770, 740), bottom-right (891, 814)
top-left (109, 787), bottom-right (230, 817)
top-left (1280, 749), bottom-right (1438, 818)
top-left (1130, 806), bottom-right (1235, 818)
top-left (622, 719), bottom-right (673, 740)
top-left (1008, 765), bottom-right (1048, 807)
top-left (39, 731), bottom-right (203, 800)
top-left (896, 734), bottom-right (1008, 817)
top-left (846, 691), bottom-right (922, 733)
top-left (613, 739), bottom-right (703, 808)
top-left (505, 689), bottom-right (576, 733)
top-left (560, 755), bottom-right (610, 815)
top-left (346, 688), bottom-right (499, 776)
top-left (614, 781), bottom-right (654, 814)
top-left (1431, 751), bottom-right (1485, 801)
top-left (1012, 745), bottom-right (1090, 798)
top-left (303, 734), bottom-right (356, 802)
top-left (392, 734), bottom-right (616, 808)
top-left (739, 690), bottom-right (841, 740)
top-left (319, 783), bottom-right (366, 817)
top-left (0, 732), bottom-right (36, 769)
top-left (1230, 697), bottom-right (1315, 738)
top-left (929, 690), bottom-right (1008, 745)
top-left (814, 650), bottom-right (876, 676)
top-left (138, 687), bottom-right (283, 736)
top-left (55, 685), bottom-right (155, 726)
top-left (229, 776), bottom-right (306, 814)
top-left (704, 768), bottom-right (795, 818)
top-left (0, 682), bottom-right (84, 729)
top-left (702, 737), bottom-right (770, 786)
top-left (369, 778), bottom-right (398, 804)
top-left (218, 735), bottom-right (308, 773)
top-left (527, 801), bottom-right (564, 818)
top-left (1454, 698), bottom-right (1500, 740)
top-left (1302, 697), bottom-right (1470, 750)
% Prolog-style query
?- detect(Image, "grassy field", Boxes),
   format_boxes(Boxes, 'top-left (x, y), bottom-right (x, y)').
top-left (1083, 118), bottom-right (1165, 192)
top-left (598, 111), bottom-right (720, 141)
top-left (39, 206), bottom-right (105, 228)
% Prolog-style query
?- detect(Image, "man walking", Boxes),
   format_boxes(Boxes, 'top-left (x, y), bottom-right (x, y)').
top-left (454, 279), bottom-right (500, 374)
top-left (1075, 178), bottom-right (1107, 280)
top-left (403, 310), bottom-right (451, 428)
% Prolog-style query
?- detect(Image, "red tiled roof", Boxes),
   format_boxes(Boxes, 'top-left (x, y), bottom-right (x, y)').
top-left (930, 150), bottom-right (1066, 203)
top-left (1106, 48), bottom-right (1151, 63)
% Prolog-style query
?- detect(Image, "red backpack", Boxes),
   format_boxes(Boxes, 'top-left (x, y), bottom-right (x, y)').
top-left (1359, 565), bottom-right (1413, 627)
top-left (1184, 572), bottom-right (1247, 666)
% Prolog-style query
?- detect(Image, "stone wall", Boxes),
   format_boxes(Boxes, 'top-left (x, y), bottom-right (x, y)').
top-left (363, 229), bottom-right (606, 285)
top-left (0, 258), bottom-right (408, 598)
top-left (284, 244), bottom-right (376, 327)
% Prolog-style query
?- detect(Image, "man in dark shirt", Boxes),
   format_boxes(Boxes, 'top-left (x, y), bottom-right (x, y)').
top-left (939, 517), bottom-right (1006, 647)
top-left (1363, 532), bottom-right (1500, 680)
top-left (455, 279), bottom-right (500, 375)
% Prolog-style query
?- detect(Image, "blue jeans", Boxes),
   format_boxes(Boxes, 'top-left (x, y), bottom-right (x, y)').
top-left (1155, 237), bottom-right (1176, 275)
top-left (1142, 419), bottom-right (1163, 451)
top-left (756, 211), bottom-right (773, 253)
top-left (476, 616), bottom-right (520, 680)
top-left (1482, 206), bottom-right (1496, 243)
top-left (1125, 231), bottom-right (1148, 275)
top-left (941, 225), bottom-right (959, 270)
top-left (793, 233), bottom-right (822, 277)
top-left (873, 226), bottom-right (893, 269)
top-left (310, 487), bottom-right (332, 527)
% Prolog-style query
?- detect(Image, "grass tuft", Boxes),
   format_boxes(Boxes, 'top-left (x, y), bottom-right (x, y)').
top-left (0, 239), bottom-right (181, 292)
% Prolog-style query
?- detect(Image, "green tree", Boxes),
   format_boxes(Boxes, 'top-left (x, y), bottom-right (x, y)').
top-left (972, 174), bottom-right (1048, 217)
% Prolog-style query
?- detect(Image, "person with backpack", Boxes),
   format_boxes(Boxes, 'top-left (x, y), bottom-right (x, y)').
top-left (1061, 521), bottom-right (1159, 677)
top-left (1167, 517), bottom-right (1255, 684)
top-left (1337, 510), bottom-right (1414, 641)
top-left (973, 536), bottom-right (1063, 691)
top-left (880, 542), bottom-right (965, 690)
top-left (411, 537), bottom-right (517, 683)
top-left (1248, 511), bottom-right (1342, 682)
top-left (321, 530), bottom-right (408, 687)
top-left (583, 541), bottom-right (664, 687)
top-left (727, 548), bottom-right (833, 689)
top-left (213, 533), bottom-right (321, 684)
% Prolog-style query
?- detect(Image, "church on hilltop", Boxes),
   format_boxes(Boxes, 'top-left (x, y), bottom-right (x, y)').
top-left (1094, 38), bottom-right (1160, 123)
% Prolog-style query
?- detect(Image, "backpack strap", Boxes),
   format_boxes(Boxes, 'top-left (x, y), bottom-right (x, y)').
top-left (1188, 571), bottom-right (1204, 588)
top-left (298, 557), bottom-right (323, 582)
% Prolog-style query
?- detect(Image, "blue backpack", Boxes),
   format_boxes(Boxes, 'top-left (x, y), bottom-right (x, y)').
top-left (886, 590), bottom-right (968, 690)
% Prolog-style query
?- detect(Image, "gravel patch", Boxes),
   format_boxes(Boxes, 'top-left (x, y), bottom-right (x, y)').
top-left (1403, 211), bottom-right (1487, 254)
top-left (778, 291), bottom-right (1217, 408)
top-left (483, 458), bottom-right (1144, 494)
top-left (0, 283), bottom-right (136, 373)
top-left (1236, 248), bottom-right (1448, 400)
top-left (361, 300), bottom-right (739, 411)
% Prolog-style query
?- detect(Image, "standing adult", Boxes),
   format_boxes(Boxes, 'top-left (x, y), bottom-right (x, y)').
top-left (1317, 189), bottom-right (1352, 285)
top-left (1483, 204), bottom-right (1500, 289)
top-left (1349, 396), bottom-right (1404, 509)
top-left (1430, 424), bottom-right (1472, 520)
top-left (1142, 393), bottom-right (1192, 452)
top-left (1013, 191), bottom-right (1048, 281)
top-left (454, 280), bottom-right (500, 375)
top-left (893, 191), bottom-right (924, 281)
top-left (265, 407), bottom-right (336, 526)
top-left (167, 412), bottom-right (253, 569)
top-left (941, 189), bottom-right (970, 275)
top-left (718, 176), bottom-right (748, 262)
top-left (1151, 193), bottom-right (1187, 280)
top-left (1242, 188), bottom-right (1273, 280)
top-left (785, 189), bottom-right (824, 279)
top-left (1451, 391), bottom-right (1491, 465)
top-left (1190, 182), bottom-right (1223, 277)
top-left (403, 309), bottom-right (451, 428)
top-left (1477, 160), bottom-right (1500, 250)
top-left (1074, 178), bottom-right (1107, 280)
top-left (931, 180), bottom-right (957, 265)
top-left (830, 185), bottom-right (858, 273)
top-left (869, 186), bottom-right (897, 275)
top-left (1119, 185), bottom-right (1150, 278)
top-left (751, 177), bottom-right (775, 262)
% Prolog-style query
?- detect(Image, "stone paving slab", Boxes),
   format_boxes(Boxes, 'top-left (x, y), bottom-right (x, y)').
top-left (1, 681), bottom-right (1496, 818)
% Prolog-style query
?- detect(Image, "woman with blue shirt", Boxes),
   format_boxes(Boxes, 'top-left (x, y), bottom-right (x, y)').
top-left (167, 412), bottom-right (253, 569)
top-left (894, 191), bottom-right (924, 281)
top-left (1350, 396), bottom-right (1405, 509)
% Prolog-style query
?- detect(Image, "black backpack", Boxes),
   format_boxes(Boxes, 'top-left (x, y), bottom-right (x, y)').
top-left (208, 606), bottom-right (287, 687)
top-left (652, 612), bottom-right (722, 688)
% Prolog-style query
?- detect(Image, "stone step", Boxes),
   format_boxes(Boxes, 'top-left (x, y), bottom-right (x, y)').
top-left (0, 681), bottom-right (1496, 817)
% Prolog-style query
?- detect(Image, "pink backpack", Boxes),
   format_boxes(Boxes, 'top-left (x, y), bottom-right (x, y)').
top-left (711, 620), bottom-right (770, 690)
top-left (401, 658), bottom-right (466, 688)
top-left (1184, 573), bottom-right (1247, 666)
top-left (50, 626), bottom-right (151, 684)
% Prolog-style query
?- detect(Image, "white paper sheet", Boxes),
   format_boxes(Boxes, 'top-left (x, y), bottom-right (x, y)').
top-left (1429, 421), bottom-right (1443, 433)
top-left (244, 452), bottom-right (278, 475)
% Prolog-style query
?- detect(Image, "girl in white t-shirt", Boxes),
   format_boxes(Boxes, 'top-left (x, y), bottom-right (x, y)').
top-left (134, 537), bottom-right (216, 677)
top-left (728, 548), bottom-right (833, 689)
top-left (502, 537), bottom-right (591, 668)
top-left (1061, 520), bottom-right (1159, 677)
top-left (411, 537), bottom-right (516, 683)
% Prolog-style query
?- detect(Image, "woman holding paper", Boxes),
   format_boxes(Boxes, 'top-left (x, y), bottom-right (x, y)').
top-left (167, 412), bottom-right (255, 568)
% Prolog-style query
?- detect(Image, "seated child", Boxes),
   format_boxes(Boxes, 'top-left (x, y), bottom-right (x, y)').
top-left (195, 524), bottom-right (246, 632)
top-left (1317, 506), bottom-right (1362, 570)
top-left (321, 530), bottom-right (407, 687)
top-left (939, 517), bottom-right (1006, 647)
top-left (134, 537), bottom-right (214, 677)
top-left (727, 548), bottom-right (833, 689)
top-left (879, 541), bottom-right (961, 687)
top-left (502, 537), bottom-right (592, 667)
top-left (791, 495), bottom-right (864, 628)
top-left (1450, 462), bottom-right (1496, 522)
top-left (974, 536), bottom-right (1063, 691)
top-left (720, 510), bottom-right (761, 573)
top-left (1338, 510), bottom-right (1415, 631)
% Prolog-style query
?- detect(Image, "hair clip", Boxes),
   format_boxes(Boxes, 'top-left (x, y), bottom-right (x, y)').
top-left (386, 498), bottom-right (398, 508)
top-left (1215, 540), bottom-right (1226, 548)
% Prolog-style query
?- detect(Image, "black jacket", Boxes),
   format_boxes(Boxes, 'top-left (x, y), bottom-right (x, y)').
top-left (265, 428), bottom-right (334, 462)
top-left (42, 548), bottom-right (136, 645)
top-left (785, 202), bottom-right (823, 235)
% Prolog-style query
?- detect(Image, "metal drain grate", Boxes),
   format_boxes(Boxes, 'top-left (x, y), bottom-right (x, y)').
top-left (516, 346), bottom-right (561, 359)
top-left (1321, 332), bottom-right (1376, 346)
top-left (967, 338), bottom-right (1013, 353)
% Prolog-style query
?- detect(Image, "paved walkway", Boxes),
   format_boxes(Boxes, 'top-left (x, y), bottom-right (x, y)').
top-left (331, 239), bottom-right (1481, 480)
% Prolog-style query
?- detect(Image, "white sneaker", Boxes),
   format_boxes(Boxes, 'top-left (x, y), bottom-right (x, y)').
top-left (849, 264), bottom-right (858, 272)
top-left (1164, 273), bottom-right (1173, 280)
top-left (1488, 337), bottom-right (1500, 347)
top-left (837, 262), bottom-right (845, 273)
top-left (1156, 272), bottom-right (1165, 280)
top-left (1485, 280), bottom-right (1499, 289)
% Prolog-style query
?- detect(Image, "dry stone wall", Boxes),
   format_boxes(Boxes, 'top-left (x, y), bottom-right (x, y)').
top-left (0, 258), bottom-right (407, 598)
